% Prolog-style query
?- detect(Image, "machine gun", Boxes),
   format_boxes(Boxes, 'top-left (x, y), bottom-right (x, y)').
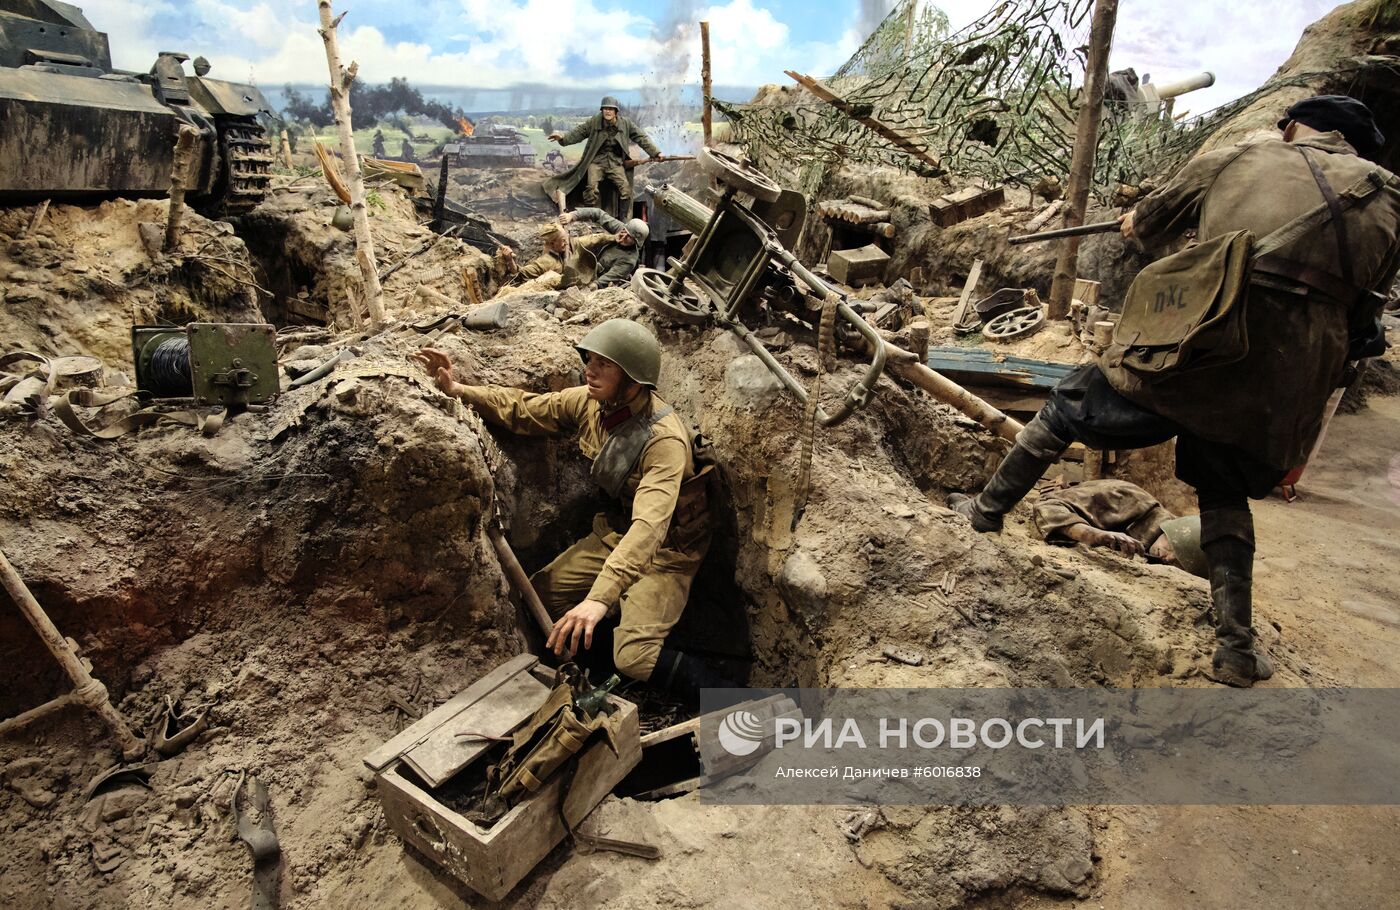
top-left (633, 149), bottom-right (886, 427)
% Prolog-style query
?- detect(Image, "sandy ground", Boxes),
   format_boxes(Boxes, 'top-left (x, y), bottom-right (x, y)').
top-left (1016, 393), bottom-right (1400, 910)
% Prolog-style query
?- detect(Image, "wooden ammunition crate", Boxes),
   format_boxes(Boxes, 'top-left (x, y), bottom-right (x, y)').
top-left (827, 243), bottom-right (891, 287)
top-left (362, 655), bottom-right (641, 901)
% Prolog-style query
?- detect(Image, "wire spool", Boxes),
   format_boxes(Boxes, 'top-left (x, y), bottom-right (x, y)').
top-left (140, 335), bottom-right (194, 397)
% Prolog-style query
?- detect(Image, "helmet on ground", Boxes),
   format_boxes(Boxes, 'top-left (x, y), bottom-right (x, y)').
top-left (576, 319), bottom-right (661, 387)
top-left (624, 218), bottom-right (650, 244)
top-left (1158, 516), bottom-right (1208, 579)
top-left (600, 96), bottom-right (621, 111)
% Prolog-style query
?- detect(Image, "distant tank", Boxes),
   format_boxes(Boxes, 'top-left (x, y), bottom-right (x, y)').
top-left (0, 0), bottom-right (274, 216)
top-left (455, 125), bottom-right (535, 168)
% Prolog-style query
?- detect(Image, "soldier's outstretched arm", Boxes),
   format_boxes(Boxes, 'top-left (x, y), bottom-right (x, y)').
top-left (1130, 146), bottom-right (1254, 248)
top-left (631, 122), bottom-right (661, 158)
top-left (557, 119), bottom-right (594, 147)
top-left (568, 207), bottom-right (625, 233)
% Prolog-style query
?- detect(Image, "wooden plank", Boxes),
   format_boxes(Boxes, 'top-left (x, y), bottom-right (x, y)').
top-left (401, 670), bottom-right (550, 788)
top-left (930, 186), bottom-right (1005, 226)
top-left (362, 653), bottom-right (538, 772)
top-left (949, 259), bottom-right (983, 328)
top-left (785, 70), bottom-right (943, 174)
top-left (1072, 278), bottom-right (1101, 309)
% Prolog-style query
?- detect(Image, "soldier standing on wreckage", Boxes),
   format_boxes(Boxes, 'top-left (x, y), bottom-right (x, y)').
top-left (951, 94), bottom-right (1400, 688)
top-left (543, 96), bottom-right (661, 218)
top-left (412, 320), bottom-right (735, 706)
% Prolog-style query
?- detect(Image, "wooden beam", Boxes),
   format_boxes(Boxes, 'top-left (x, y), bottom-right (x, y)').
top-left (700, 21), bottom-right (713, 147)
top-left (1047, 0), bottom-right (1119, 320)
top-left (949, 258), bottom-right (983, 328)
top-left (785, 70), bottom-right (944, 175)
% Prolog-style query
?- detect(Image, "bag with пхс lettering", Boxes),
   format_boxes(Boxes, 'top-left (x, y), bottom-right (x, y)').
top-left (1101, 147), bottom-right (1391, 384)
top-left (1101, 228), bottom-right (1255, 381)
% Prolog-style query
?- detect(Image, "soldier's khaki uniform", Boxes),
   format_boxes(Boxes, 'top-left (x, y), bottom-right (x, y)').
top-left (1113, 132), bottom-right (1400, 475)
top-left (492, 248), bottom-right (566, 286)
top-left (1032, 479), bottom-right (1173, 547)
top-left (456, 383), bottom-right (709, 681)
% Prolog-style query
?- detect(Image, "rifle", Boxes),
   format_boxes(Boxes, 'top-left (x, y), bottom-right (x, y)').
top-left (623, 155), bottom-right (696, 169)
top-left (1008, 220), bottom-right (1121, 245)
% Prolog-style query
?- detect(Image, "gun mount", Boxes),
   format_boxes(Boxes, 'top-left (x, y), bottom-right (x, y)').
top-left (632, 148), bottom-right (886, 427)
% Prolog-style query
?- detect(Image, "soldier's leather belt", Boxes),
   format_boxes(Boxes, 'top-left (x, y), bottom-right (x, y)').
top-left (1252, 254), bottom-right (1359, 304)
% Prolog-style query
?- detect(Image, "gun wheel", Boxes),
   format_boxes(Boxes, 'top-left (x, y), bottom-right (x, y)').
top-left (981, 305), bottom-right (1046, 342)
top-left (697, 148), bottom-right (783, 203)
top-left (632, 268), bottom-right (712, 326)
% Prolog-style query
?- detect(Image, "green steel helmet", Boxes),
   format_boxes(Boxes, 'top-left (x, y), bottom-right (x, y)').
top-left (600, 95), bottom-right (621, 111)
top-left (576, 319), bottom-right (661, 387)
top-left (624, 218), bottom-right (650, 244)
top-left (1159, 516), bottom-right (1208, 579)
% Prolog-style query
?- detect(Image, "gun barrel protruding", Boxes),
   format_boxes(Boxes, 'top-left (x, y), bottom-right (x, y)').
top-left (1008, 220), bottom-right (1121, 245)
top-left (1153, 72), bottom-right (1215, 101)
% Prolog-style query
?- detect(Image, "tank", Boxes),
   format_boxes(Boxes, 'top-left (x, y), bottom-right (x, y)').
top-left (456, 125), bottom-right (535, 168)
top-left (0, 0), bottom-right (274, 216)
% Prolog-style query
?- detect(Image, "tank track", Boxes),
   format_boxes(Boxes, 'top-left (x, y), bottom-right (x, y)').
top-left (218, 120), bottom-right (274, 216)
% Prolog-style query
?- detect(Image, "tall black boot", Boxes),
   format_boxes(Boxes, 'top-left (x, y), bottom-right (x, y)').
top-left (949, 415), bottom-right (1069, 532)
top-left (652, 647), bottom-right (741, 711)
top-left (1200, 508), bottom-right (1273, 687)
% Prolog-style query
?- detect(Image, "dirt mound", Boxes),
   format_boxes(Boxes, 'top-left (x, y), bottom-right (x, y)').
top-left (0, 200), bottom-right (263, 366)
top-left (0, 181), bottom-right (1294, 909)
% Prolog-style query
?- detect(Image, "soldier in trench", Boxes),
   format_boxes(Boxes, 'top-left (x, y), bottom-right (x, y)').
top-left (412, 319), bottom-right (737, 706)
top-left (950, 95), bottom-right (1400, 687)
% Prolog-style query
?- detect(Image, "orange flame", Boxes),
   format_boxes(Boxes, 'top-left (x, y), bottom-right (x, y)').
top-left (457, 117), bottom-right (474, 137)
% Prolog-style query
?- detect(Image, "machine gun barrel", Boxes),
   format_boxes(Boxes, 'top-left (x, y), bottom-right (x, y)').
top-left (1008, 220), bottom-right (1120, 245)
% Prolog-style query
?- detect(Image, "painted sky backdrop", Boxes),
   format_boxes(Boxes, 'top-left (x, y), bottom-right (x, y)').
top-left (77, 0), bottom-right (1340, 114)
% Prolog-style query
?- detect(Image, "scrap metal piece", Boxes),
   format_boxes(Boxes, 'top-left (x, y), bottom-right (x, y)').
top-left (982, 306), bottom-right (1046, 341)
top-left (632, 268), bottom-right (711, 325)
top-left (881, 645), bottom-right (924, 666)
top-left (232, 774), bottom-right (280, 910)
top-left (697, 147), bottom-right (782, 203)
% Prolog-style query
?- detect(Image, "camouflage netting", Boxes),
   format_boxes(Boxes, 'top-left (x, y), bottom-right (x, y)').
top-left (716, 0), bottom-right (1384, 198)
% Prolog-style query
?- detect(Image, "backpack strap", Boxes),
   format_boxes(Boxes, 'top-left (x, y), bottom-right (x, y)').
top-left (1298, 146), bottom-right (1355, 288)
top-left (1252, 162), bottom-right (1387, 261)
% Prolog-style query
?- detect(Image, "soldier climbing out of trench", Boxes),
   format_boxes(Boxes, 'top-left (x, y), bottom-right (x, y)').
top-left (950, 95), bottom-right (1400, 688)
top-left (543, 96), bottom-right (661, 219)
top-left (412, 319), bottom-right (737, 707)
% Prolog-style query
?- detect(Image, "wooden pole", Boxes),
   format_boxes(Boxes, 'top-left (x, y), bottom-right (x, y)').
top-left (317, 0), bottom-right (387, 330)
top-left (786, 70), bottom-right (944, 175)
top-left (279, 129), bottom-right (295, 169)
top-left (164, 125), bottom-right (199, 253)
top-left (887, 354), bottom-right (1024, 443)
top-left (1047, 0), bottom-right (1118, 320)
top-left (0, 548), bottom-right (144, 759)
top-left (700, 21), bottom-right (713, 147)
top-left (487, 527), bottom-right (554, 638)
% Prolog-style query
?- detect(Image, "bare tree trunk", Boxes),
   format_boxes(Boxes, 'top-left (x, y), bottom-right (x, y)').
top-left (1047, 0), bottom-right (1118, 320)
top-left (317, 0), bottom-right (387, 330)
top-left (700, 21), bottom-right (713, 147)
top-left (164, 125), bottom-right (199, 253)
